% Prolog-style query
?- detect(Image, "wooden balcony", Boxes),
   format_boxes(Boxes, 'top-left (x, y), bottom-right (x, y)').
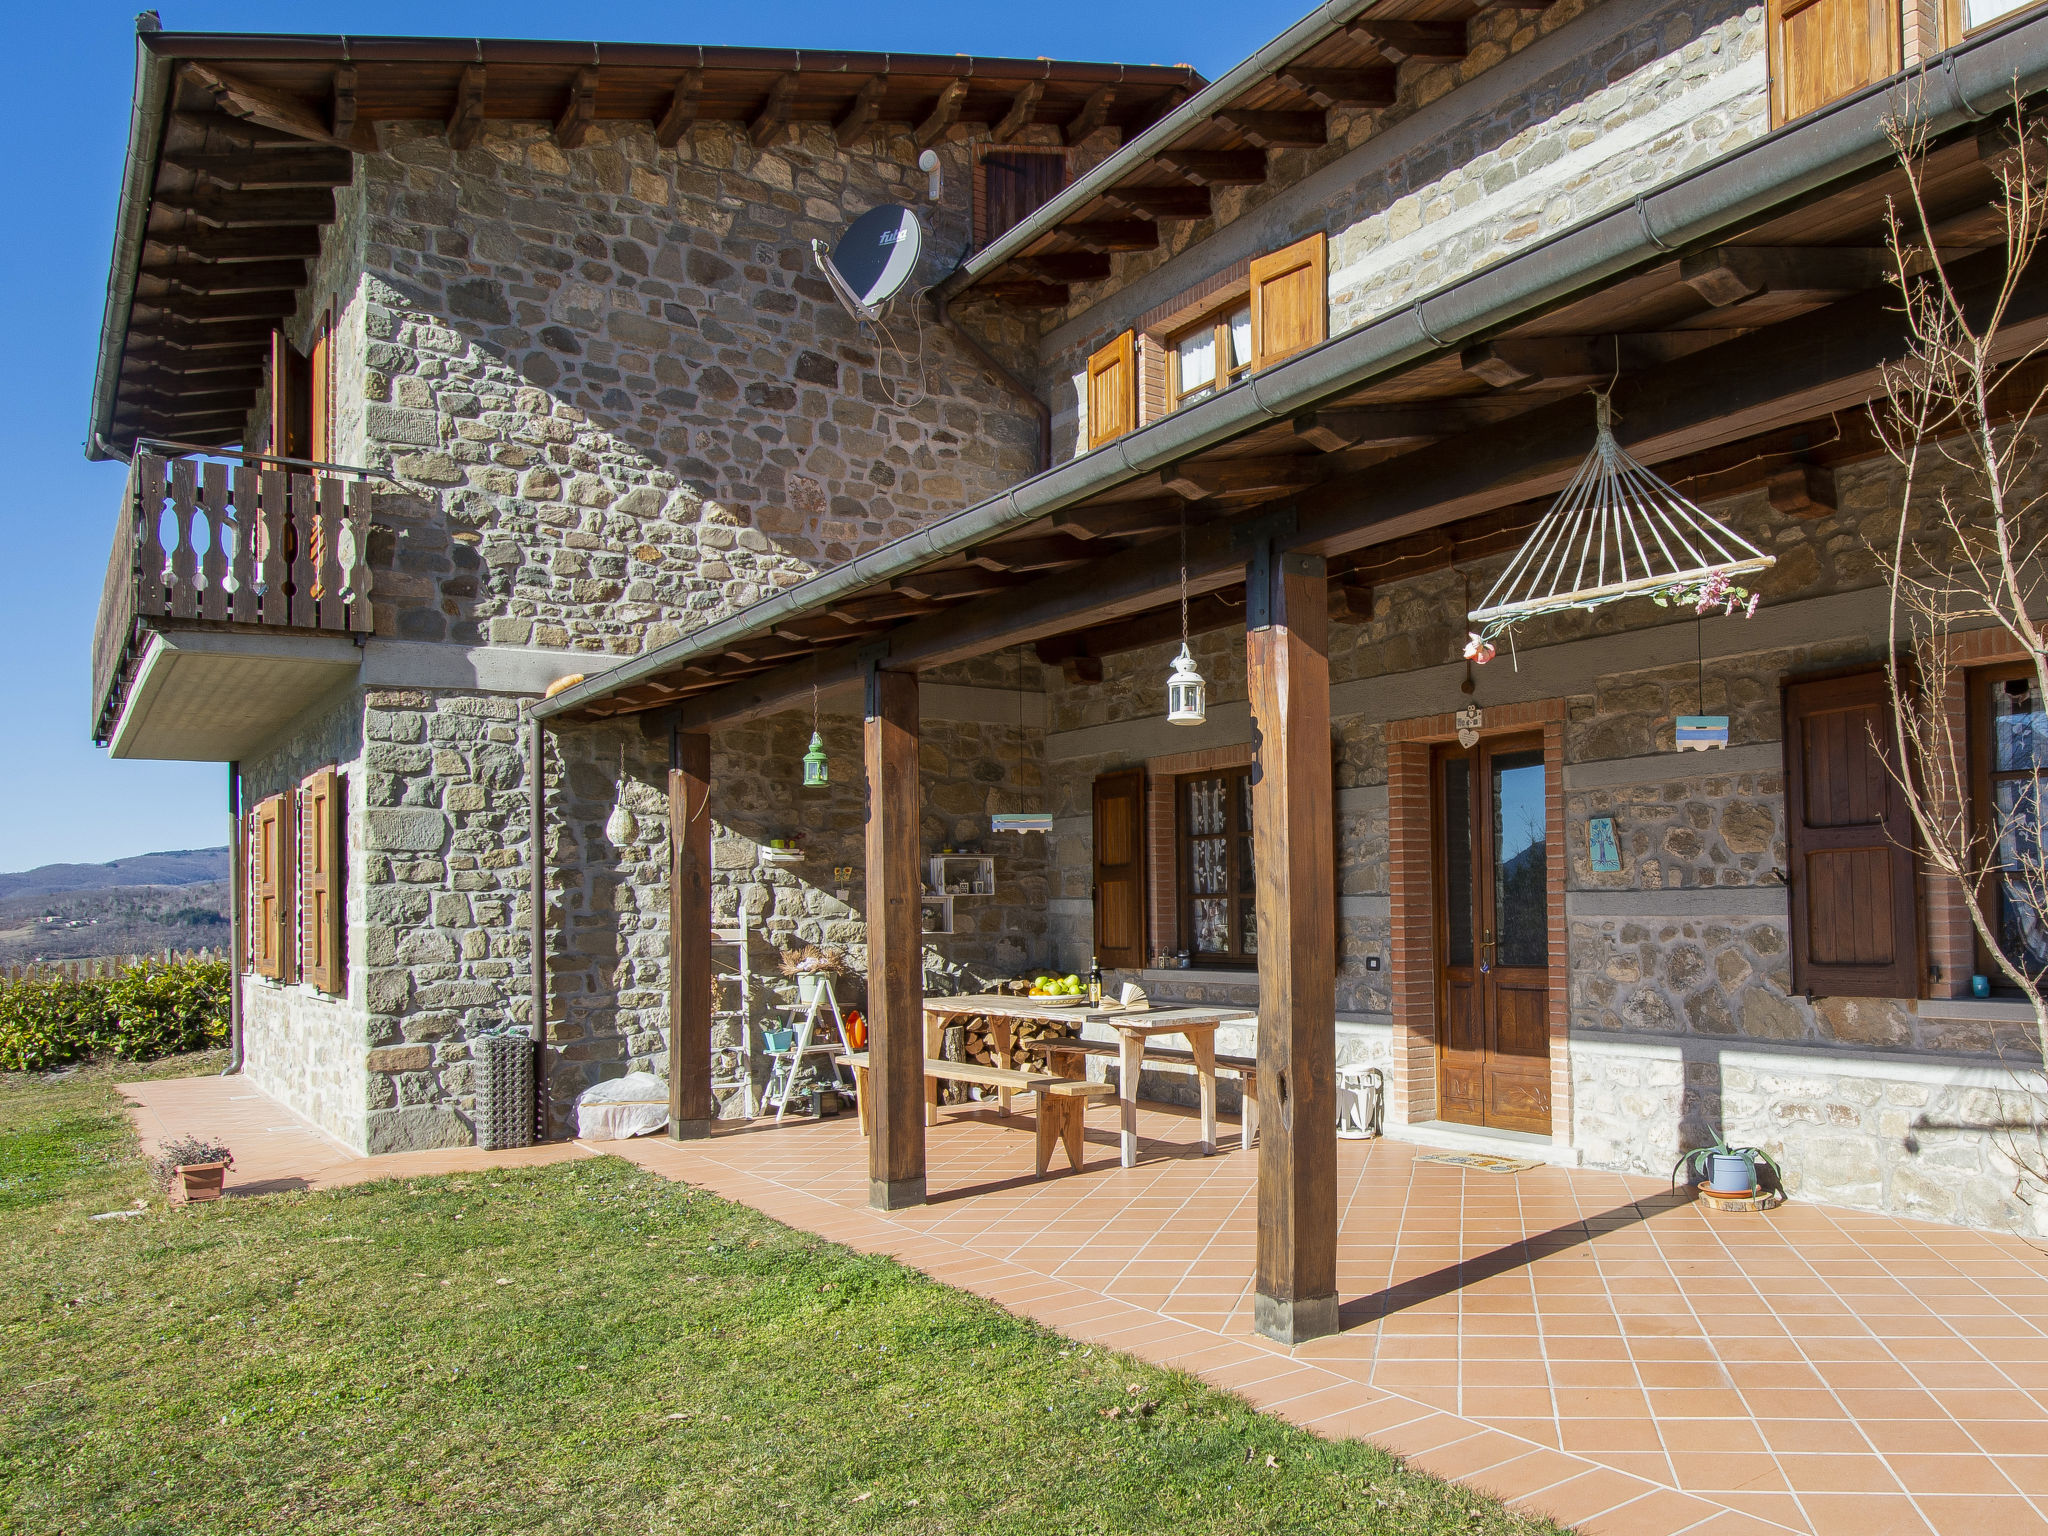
top-left (92, 450), bottom-right (376, 760)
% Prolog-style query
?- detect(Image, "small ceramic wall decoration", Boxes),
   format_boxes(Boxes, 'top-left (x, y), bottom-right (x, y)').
top-left (1588, 816), bottom-right (1622, 872)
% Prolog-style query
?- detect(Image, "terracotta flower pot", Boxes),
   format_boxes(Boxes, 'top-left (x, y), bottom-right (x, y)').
top-left (171, 1159), bottom-right (231, 1204)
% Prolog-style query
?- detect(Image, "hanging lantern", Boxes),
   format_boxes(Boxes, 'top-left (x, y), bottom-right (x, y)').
top-left (1167, 643), bottom-right (1207, 726)
top-left (605, 744), bottom-right (638, 844)
top-left (1166, 507), bottom-right (1206, 726)
top-left (802, 730), bottom-right (830, 788)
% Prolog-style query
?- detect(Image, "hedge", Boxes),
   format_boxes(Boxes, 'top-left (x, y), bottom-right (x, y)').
top-left (0, 960), bottom-right (230, 1072)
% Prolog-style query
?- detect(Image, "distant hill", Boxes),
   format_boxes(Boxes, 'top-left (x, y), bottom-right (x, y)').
top-left (0, 848), bottom-right (228, 903)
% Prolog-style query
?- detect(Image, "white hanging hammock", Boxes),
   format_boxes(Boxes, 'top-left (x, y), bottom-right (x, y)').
top-left (1467, 394), bottom-right (1774, 643)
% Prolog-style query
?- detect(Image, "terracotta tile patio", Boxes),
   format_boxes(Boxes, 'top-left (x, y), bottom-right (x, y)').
top-left (122, 1075), bottom-right (2048, 1535)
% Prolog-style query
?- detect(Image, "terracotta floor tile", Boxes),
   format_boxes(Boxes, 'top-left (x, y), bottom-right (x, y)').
top-left (143, 1077), bottom-right (2048, 1536)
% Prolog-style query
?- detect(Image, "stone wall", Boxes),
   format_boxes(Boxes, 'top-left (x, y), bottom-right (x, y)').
top-left (342, 120), bottom-right (1036, 655)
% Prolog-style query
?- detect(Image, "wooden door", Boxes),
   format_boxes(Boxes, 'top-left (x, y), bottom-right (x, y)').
top-left (1092, 769), bottom-right (1146, 968)
top-left (1435, 736), bottom-right (1551, 1133)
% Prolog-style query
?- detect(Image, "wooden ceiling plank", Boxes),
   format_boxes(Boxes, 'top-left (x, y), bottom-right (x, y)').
top-left (1017, 251), bottom-right (1114, 283)
top-left (1161, 457), bottom-right (1322, 500)
top-left (991, 80), bottom-right (1042, 143)
top-left (160, 147), bottom-right (355, 189)
top-left (914, 79), bottom-right (969, 149)
top-left (833, 75), bottom-right (887, 148)
top-left (965, 535), bottom-right (1094, 573)
top-left (554, 66), bottom-right (599, 149)
top-left (1101, 184), bottom-right (1212, 220)
top-left (1291, 406), bottom-right (1472, 451)
top-left (1051, 498), bottom-right (1186, 539)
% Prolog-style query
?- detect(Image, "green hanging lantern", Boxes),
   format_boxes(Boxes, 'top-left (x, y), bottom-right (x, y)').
top-left (802, 729), bottom-right (829, 789)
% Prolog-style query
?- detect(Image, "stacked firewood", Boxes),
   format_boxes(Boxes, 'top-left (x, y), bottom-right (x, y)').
top-left (957, 1014), bottom-right (1077, 1068)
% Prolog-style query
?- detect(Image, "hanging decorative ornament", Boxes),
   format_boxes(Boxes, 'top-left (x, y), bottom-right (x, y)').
top-left (801, 680), bottom-right (829, 788)
top-left (1466, 392), bottom-right (1773, 655)
top-left (1456, 703), bottom-right (1484, 750)
top-left (1166, 505), bottom-right (1207, 726)
top-left (605, 744), bottom-right (639, 844)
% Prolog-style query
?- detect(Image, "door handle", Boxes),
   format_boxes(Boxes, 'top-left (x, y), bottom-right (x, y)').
top-left (1479, 929), bottom-right (1495, 975)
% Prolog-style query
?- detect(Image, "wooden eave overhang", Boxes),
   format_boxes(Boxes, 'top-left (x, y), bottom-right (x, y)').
top-left (938, 0), bottom-right (1528, 311)
top-left (538, 20), bottom-right (2048, 731)
top-left (86, 28), bottom-right (1204, 459)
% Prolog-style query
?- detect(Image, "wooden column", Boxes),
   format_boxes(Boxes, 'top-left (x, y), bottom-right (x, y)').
top-left (1247, 545), bottom-right (1339, 1345)
top-left (669, 730), bottom-right (715, 1138)
top-left (864, 665), bottom-right (927, 1209)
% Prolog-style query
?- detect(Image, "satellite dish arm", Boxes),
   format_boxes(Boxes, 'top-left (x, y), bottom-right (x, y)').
top-left (810, 238), bottom-right (880, 324)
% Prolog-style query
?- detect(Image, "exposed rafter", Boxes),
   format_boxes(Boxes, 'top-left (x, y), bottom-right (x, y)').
top-left (554, 66), bottom-right (600, 149)
top-left (183, 62), bottom-right (341, 145)
top-left (750, 72), bottom-right (800, 147)
top-left (1347, 20), bottom-right (1469, 63)
top-left (447, 63), bottom-right (487, 150)
top-left (1159, 149), bottom-right (1267, 186)
top-left (1276, 66), bottom-right (1397, 110)
top-left (656, 69), bottom-right (705, 148)
top-left (833, 75), bottom-right (887, 148)
top-left (992, 81), bottom-right (1042, 143)
top-left (1065, 86), bottom-right (1116, 145)
top-left (1214, 109), bottom-right (1327, 149)
top-left (914, 79), bottom-right (969, 149)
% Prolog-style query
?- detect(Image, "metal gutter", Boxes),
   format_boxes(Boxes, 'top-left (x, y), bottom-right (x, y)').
top-left (932, 0), bottom-right (1379, 301)
top-left (84, 16), bottom-right (175, 463)
top-left (537, 7), bottom-right (2048, 724)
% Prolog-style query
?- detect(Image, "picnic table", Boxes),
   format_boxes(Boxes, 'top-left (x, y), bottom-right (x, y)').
top-left (923, 994), bottom-right (1255, 1168)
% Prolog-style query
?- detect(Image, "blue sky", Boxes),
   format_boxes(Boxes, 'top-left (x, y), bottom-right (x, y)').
top-left (0, 0), bottom-right (1297, 874)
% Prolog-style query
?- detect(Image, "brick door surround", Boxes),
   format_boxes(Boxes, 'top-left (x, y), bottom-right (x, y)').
top-left (1384, 699), bottom-right (1569, 1141)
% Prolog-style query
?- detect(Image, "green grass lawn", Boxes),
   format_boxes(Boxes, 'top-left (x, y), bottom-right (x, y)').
top-left (0, 1059), bottom-right (1571, 1536)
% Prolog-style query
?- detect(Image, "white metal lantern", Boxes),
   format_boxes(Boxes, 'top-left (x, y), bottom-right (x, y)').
top-left (1167, 642), bottom-right (1207, 726)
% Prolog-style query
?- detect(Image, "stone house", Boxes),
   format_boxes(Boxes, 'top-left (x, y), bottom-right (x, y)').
top-left (86, 0), bottom-right (2048, 1340)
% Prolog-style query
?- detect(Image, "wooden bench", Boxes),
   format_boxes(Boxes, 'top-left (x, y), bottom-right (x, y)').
top-left (1025, 1038), bottom-right (1262, 1150)
top-left (837, 1053), bottom-right (1109, 1174)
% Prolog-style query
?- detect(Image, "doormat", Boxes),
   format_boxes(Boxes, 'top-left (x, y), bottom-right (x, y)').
top-left (1414, 1152), bottom-right (1541, 1174)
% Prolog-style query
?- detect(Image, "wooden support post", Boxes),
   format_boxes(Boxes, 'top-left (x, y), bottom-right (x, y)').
top-left (1247, 540), bottom-right (1339, 1345)
top-left (864, 664), bottom-right (927, 1209)
top-left (670, 730), bottom-right (715, 1138)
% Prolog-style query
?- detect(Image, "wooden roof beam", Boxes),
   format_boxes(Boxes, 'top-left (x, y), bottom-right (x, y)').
top-left (1050, 498), bottom-right (1186, 540)
top-left (978, 279), bottom-right (1072, 308)
top-left (1461, 333), bottom-right (1736, 388)
top-left (183, 62), bottom-right (342, 145)
top-left (1060, 220), bottom-right (1159, 253)
top-left (152, 185), bottom-right (336, 227)
top-left (1679, 245), bottom-right (1891, 307)
top-left (1214, 109), bottom-right (1327, 150)
top-left (1065, 86), bottom-right (1116, 145)
top-left (656, 68), bottom-right (704, 148)
top-left (1016, 252), bottom-right (1113, 283)
top-left (965, 535), bottom-right (1095, 573)
top-left (554, 67), bottom-right (599, 149)
top-left (142, 226), bottom-right (323, 262)
top-left (132, 291), bottom-right (300, 323)
top-left (892, 568), bottom-right (1023, 601)
top-left (992, 81), bottom-right (1042, 143)
top-left (1159, 149), bottom-right (1267, 186)
top-left (833, 75), bottom-right (887, 148)
top-left (160, 147), bottom-right (355, 189)
top-left (1346, 20), bottom-right (1469, 63)
top-left (915, 79), bottom-right (969, 149)
top-left (750, 73), bottom-right (800, 148)
top-left (1276, 66), bottom-right (1397, 110)
top-left (448, 64), bottom-right (487, 150)
top-left (140, 259), bottom-right (311, 294)
top-left (1101, 185), bottom-right (1212, 221)
top-left (1161, 457), bottom-right (1322, 500)
top-left (1291, 407), bottom-right (1473, 451)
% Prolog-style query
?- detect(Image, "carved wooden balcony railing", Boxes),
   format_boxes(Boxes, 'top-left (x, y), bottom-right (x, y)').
top-left (92, 450), bottom-right (377, 745)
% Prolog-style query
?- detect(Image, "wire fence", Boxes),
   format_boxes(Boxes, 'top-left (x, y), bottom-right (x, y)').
top-left (0, 948), bottom-right (225, 985)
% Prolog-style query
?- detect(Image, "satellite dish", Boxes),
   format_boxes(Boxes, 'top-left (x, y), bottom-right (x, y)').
top-left (812, 204), bottom-right (923, 323)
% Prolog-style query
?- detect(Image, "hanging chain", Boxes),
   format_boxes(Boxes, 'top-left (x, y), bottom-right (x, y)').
top-left (1178, 503), bottom-right (1189, 644)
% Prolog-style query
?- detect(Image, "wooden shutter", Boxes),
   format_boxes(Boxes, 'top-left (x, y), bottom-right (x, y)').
top-left (1086, 331), bottom-right (1137, 450)
top-left (1769, 0), bottom-right (1900, 125)
top-left (251, 795), bottom-right (298, 981)
top-left (308, 310), bottom-right (333, 467)
top-left (269, 329), bottom-right (311, 459)
top-left (1248, 232), bottom-right (1327, 373)
top-left (299, 768), bottom-right (344, 994)
top-left (1784, 670), bottom-right (1920, 997)
top-left (1093, 769), bottom-right (1147, 969)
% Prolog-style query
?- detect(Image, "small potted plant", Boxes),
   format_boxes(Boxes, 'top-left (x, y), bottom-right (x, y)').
top-left (780, 944), bottom-right (846, 1005)
top-left (1673, 1130), bottom-right (1780, 1198)
top-left (151, 1135), bottom-right (234, 1205)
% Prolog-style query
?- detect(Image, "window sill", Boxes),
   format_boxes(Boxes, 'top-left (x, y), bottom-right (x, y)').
top-left (1915, 998), bottom-right (2041, 1024)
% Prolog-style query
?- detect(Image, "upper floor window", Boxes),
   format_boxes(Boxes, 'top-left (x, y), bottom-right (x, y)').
top-left (1172, 303), bottom-right (1252, 409)
top-left (1180, 766), bottom-right (1257, 966)
top-left (1971, 662), bottom-right (2048, 986)
top-left (1956, 0), bottom-right (2037, 29)
top-left (978, 149), bottom-right (1069, 247)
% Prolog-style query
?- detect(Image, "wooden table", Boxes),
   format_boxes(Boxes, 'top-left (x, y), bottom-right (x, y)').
top-left (922, 995), bottom-right (1254, 1168)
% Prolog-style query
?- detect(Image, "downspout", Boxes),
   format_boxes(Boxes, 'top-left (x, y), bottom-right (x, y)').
top-left (222, 760), bottom-right (244, 1074)
top-left (529, 710), bottom-right (551, 1141)
top-left (931, 291), bottom-right (1053, 475)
